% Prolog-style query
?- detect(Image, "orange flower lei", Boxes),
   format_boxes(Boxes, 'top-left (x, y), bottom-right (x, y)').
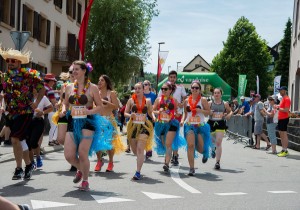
top-left (73, 79), bottom-right (90, 105)
top-left (132, 93), bottom-right (146, 113)
top-left (188, 94), bottom-right (201, 117)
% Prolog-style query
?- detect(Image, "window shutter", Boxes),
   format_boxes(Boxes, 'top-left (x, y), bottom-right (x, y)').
top-left (68, 33), bottom-right (76, 60)
top-left (33, 11), bottom-right (38, 38)
top-left (66, 0), bottom-right (69, 15)
top-left (72, 0), bottom-right (76, 19)
top-left (0, 0), bottom-right (3, 22)
top-left (46, 19), bottom-right (51, 45)
top-left (22, 4), bottom-right (27, 31)
top-left (77, 3), bottom-right (82, 24)
top-left (10, 0), bottom-right (16, 27)
top-left (37, 14), bottom-right (41, 41)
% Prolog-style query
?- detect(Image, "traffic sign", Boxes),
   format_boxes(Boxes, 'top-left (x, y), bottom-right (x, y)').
top-left (10, 31), bottom-right (31, 51)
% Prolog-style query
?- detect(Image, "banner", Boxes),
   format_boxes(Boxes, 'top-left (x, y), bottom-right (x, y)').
top-left (157, 51), bottom-right (169, 79)
top-left (78, 0), bottom-right (94, 60)
top-left (243, 79), bottom-right (247, 96)
top-left (273, 75), bottom-right (282, 95)
top-left (237, 75), bottom-right (247, 101)
top-left (256, 75), bottom-right (259, 94)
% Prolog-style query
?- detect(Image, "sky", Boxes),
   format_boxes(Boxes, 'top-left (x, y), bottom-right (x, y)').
top-left (145, 0), bottom-right (294, 74)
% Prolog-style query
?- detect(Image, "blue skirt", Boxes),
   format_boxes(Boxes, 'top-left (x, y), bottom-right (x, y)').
top-left (184, 123), bottom-right (212, 158)
top-left (154, 119), bottom-right (186, 155)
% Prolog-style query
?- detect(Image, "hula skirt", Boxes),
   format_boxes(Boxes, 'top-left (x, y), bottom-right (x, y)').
top-left (106, 115), bottom-right (126, 154)
top-left (66, 111), bottom-right (114, 157)
top-left (184, 123), bottom-right (212, 158)
top-left (154, 119), bottom-right (186, 155)
top-left (127, 119), bottom-right (154, 151)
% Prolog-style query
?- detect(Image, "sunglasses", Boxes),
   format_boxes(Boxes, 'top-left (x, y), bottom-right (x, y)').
top-left (161, 88), bottom-right (169, 91)
top-left (191, 86), bottom-right (200, 90)
top-left (143, 83), bottom-right (150, 86)
top-left (5, 59), bottom-right (17, 64)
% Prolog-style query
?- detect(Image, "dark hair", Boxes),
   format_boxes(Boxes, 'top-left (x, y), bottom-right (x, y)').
top-left (191, 80), bottom-right (201, 91)
top-left (168, 70), bottom-right (177, 77)
top-left (214, 87), bottom-right (223, 95)
top-left (163, 81), bottom-right (176, 94)
top-left (100, 75), bottom-right (113, 90)
top-left (73, 60), bottom-right (88, 77)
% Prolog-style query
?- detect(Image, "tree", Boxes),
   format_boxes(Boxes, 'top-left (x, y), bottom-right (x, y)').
top-left (274, 18), bottom-right (292, 87)
top-left (211, 16), bottom-right (272, 98)
top-left (85, 0), bottom-right (158, 86)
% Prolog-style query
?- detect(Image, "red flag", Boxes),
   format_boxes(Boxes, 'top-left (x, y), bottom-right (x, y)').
top-left (78, 0), bottom-right (94, 60)
top-left (157, 51), bottom-right (169, 79)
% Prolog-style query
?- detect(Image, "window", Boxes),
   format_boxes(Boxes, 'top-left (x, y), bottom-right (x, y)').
top-left (0, 0), bottom-right (16, 27)
top-left (54, 0), bottom-right (62, 9)
top-left (195, 64), bottom-right (200, 68)
top-left (22, 4), bottom-right (34, 34)
top-left (55, 26), bottom-right (61, 47)
top-left (66, 0), bottom-right (76, 19)
top-left (77, 2), bottom-right (82, 24)
top-left (39, 15), bottom-right (51, 45)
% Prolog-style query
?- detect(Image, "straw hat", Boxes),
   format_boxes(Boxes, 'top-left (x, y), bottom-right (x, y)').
top-left (0, 45), bottom-right (31, 64)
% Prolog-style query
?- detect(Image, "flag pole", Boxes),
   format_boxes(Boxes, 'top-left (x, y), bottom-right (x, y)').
top-left (156, 42), bottom-right (165, 96)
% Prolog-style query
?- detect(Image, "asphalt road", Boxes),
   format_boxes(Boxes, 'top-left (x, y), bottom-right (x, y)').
top-left (0, 136), bottom-right (300, 210)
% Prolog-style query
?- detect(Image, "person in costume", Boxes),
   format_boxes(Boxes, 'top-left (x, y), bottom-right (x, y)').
top-left (0, 47), bottom-right (45, 180)
top-left (180, 80), bottom-right (211, 176)
top-left (153, 81), bottom-right (186, 173)
top-left (125, 82), bottom-right (154, 180)
top-left (94, 75), bottom-right (126, 172)
top-left (60, 60), bottom-right (113, 191)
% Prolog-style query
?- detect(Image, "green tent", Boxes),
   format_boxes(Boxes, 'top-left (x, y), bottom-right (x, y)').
top-left (158, 72), bottom-right (231, 101)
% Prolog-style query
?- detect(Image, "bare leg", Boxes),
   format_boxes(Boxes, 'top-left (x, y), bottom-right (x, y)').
top-left (64, 132), bottom-right (80, 169)
top-left (165, 131), bottom-right (176, 165)
top-left (279, 131), bottom-right (289, 150)
top-left (78, 129), bottom-right (93, 181)
top-left (186, 132), bottom-right (195, 169)
top-left (11, 137), bottom-right (22, 168)
top-left (136, 134), bottom-right (147, 172)
top-left (215, 132), bottom-right (225, 162)
top-left (57, 124), bottom-right (67, 145)
top-left (0, 196), bottom-right (23, 210)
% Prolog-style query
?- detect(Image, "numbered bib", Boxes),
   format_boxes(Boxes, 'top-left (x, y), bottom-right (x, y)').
top-left (71, 106), bottom-right (87, 119)
top-left (212, 112), bottom-right (224, 120)
top-left (189, 116), bottom-right (201, 125)
top-left (132, 113), bottom-right (146, 124)
top-left (160, 112), bottom-right (170, 122)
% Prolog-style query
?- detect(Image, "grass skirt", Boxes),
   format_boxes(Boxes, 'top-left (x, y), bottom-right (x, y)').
top-left (106, 115), bottom-right (126, 154)
top-left (127, 119), bottom-right (154, 151)
top-left (184, 123), bottom-right (212, 158)
top-left (154, 119), bottom-right (186, 155)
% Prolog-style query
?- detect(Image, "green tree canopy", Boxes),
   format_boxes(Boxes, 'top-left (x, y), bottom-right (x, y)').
top-left (211, 16), bottom-right (272, 98)
top-left (85, 0), bottom-right (158, 86)
top-left (274, 18), bottom-right (292, 87)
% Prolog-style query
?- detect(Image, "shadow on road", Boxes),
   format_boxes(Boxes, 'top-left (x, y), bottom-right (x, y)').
top-left (0, 183), bottom-right (47, 197)
top-left (93, 172), bottom-right (127, 180)
top-left (63, 190), bottom-right (119, 201)
top-left (286, 154), bottom-right (300, 160)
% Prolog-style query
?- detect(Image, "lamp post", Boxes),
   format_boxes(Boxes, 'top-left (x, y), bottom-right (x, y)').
top-left (168, 66), bottom-right (171, 73)
top-left (176, 62), bottom-right (181, 72)
top-left (156, 42), bottom-right (165, 95)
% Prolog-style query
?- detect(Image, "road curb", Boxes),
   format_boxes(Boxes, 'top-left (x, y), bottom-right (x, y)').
top-left (0, 145), bottom-right (64, 164)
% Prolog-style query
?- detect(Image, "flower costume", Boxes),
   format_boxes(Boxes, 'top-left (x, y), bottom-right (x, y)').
top-left (154, 95), bottom-right (186, 155)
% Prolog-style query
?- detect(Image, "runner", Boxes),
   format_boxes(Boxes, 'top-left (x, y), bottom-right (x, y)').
top-left (94, 75), bottom-right (126, 172)
top-left (60, 61), bottom-right (113, 191)
top-left (207, 88), bottom-right (232, 170)
top-left (125, 82), bottom-right (154, 180)
top-left (153, 81), bottom-right (185, 173)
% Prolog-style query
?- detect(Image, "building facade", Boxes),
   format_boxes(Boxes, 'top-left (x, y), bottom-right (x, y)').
top-left (289, 0), bottom-right (300, 112)
top-left (0, 0), bottom-right (87, 76)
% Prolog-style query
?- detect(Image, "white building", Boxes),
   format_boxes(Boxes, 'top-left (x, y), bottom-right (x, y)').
top-left (289, 0), bottom-right (300, 112)
top-left (0, 0), bottom-right (87, 76)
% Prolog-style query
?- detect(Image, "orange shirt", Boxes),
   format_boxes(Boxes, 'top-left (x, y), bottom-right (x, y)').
top-left (278, 95), bottom-right (291, 120)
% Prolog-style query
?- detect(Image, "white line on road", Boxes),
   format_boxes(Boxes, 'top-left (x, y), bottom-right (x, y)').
top-left (267, 191), bottom-right (297, 194)
top-left (215, 192), bottom-right (247, 196)
top-left (170, 166), bottom-right (202, 194)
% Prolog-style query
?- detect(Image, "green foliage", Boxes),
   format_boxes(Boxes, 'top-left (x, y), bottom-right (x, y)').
top-left (211, 16), bottom-right (272, 98)
top-left (85, 0), bottom-right (158, 85)
top-left (274, 18), bottom-right (292, 87)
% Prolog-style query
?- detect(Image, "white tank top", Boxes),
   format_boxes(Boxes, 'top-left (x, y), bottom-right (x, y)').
top-left (184, 98), bottom-right (206, 124)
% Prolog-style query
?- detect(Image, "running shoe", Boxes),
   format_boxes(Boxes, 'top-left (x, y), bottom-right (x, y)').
top-left (188, 168), bottom-right (195, 176)
top-left (277, 150), bottom-right (289, 157)
top-left (31, 161), bottom-right (37, 171)
top-left (125, 147), bottom-right (131, 153)
top-left (69, 165), bottom-right (77, 172)
top-left (170, 154), bottom-right (175, 164)
top-left (146, 150), bottom-right (152, 158)
top-left (106, 162), bottom-right (114, 172)
top-left (202, 156), bottom-right (208, 164)
top-left (36, 156), bottom-right (43, 168)
top-left (211, 148), bottom-right (216, 159)
top-left (79, 181), bottom-right (90, 191)
top-left (94, 160), bottom-right (104, 172)
top-left (172, 155), bottom-right (179, 166)
top-left (132, 171), bottom-right (141, 180)
top-left (24, 164), bottom-right (34, 180)
top-left (17, 204), bottom-right (30, 210)
top-left (73, 170), bottom-right (82, 183)
top-left (163, 164), bottom-right (170, 173)
top-left (214, 161), bottom-right (220, 170)
top-left (12, 168), bottom-right (24, 180)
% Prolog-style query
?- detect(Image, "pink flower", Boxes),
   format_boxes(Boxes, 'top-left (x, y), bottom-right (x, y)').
top-left (21, 85), bottom-right (29, 92)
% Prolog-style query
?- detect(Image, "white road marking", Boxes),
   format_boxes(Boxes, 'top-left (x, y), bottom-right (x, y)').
top-left (215, 192), bottom-right (247, 196)
top-left (31, 200), bottom-right (75, 209)
top-left (170, 166), bottom-right (202, 194)
top-left (142, 191), bottom-right (183, 199)
top-left (91, 195), bottom-right (134, 204)
top-left (267, 191), bottom-right (297, 194)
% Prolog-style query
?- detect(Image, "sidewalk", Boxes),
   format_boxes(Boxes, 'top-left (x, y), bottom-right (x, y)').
top-left (0, 135), bottom-right (64, 163)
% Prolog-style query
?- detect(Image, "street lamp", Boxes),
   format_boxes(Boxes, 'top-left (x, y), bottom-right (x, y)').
top-left (176, 62), bottom-right (181, 72)
top-left (156, 42), bottom-right (165, 95)
top-left (168, 66), bottom-right (171, 73)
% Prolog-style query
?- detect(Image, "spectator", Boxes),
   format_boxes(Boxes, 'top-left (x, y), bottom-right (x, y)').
top-left (232, 99), bottom-right (240, 115)
top-left (244, 98), bottom-right (255, 145)
top-left (265, 95), bottom-right (278, 154)
top-left (240, 96), bottom-right (250, 115)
